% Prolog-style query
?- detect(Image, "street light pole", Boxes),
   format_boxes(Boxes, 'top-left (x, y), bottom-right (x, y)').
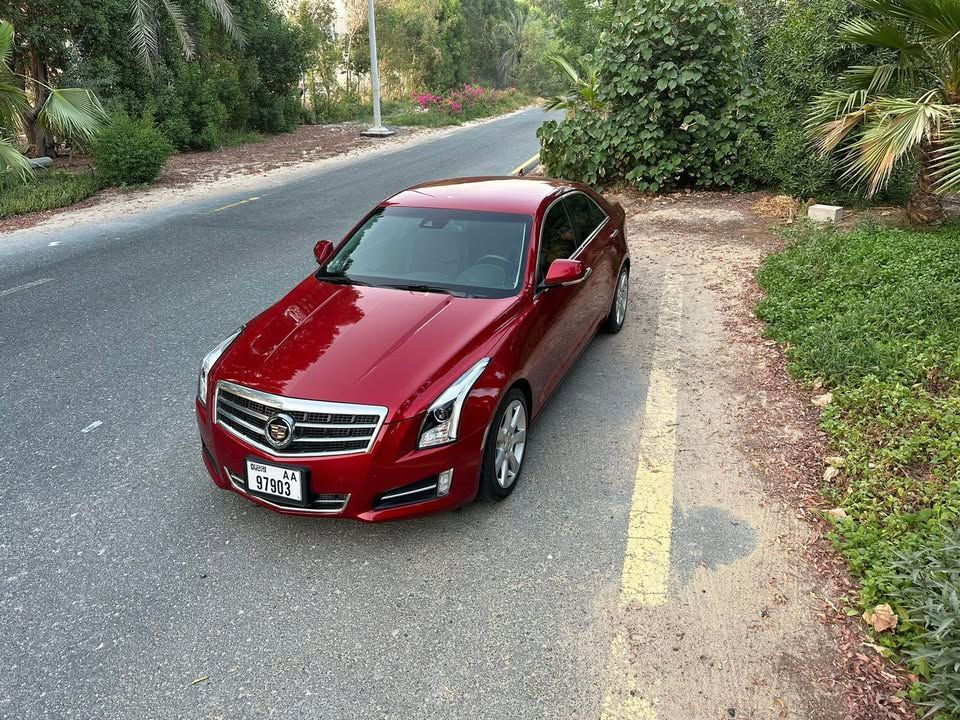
top-left (361, 0), bottom-right (394, 137)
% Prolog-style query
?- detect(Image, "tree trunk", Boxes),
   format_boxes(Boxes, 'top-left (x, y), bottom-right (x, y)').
top-left (24, 46), bottom-right (53, 158)
top-left (907, 145), bottom-right (945, 225)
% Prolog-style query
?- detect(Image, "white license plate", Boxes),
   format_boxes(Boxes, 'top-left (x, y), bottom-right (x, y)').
top-left (245, 460), bottom-right (304, 502)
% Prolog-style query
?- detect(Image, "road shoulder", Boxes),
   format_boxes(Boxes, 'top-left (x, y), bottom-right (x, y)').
top-left (601, 190), bottom-right (906, 720)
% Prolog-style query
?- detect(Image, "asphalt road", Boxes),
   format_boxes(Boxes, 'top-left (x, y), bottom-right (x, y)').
top-left (0, 108), bottom-right (657, 719)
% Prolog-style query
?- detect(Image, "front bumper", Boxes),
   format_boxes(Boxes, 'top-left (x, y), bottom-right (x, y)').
top-left (195, 399), bottom-right (485, 522)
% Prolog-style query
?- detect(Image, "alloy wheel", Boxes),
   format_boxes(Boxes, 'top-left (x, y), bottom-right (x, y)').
top-left (615, 270), bottom-right (629, 326)
top-left (494, 399), bottom-right (527, 488)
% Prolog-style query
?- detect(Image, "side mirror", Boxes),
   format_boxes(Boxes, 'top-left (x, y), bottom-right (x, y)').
top-left (542, 259), bottom-right (590, 288)
top-left (313, 240), bottom-right (334, 265)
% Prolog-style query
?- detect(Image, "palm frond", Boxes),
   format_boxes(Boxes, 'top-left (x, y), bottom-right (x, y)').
top-left (543, 95), bottom-right (573, 112)
top-left (856, 0), bottom-right (960, 46)
top-left (129, 0), bottom-right (159, 70)
top-left (203, 0), bottom-right (245, 46)
top-left (549, 55), bottom-right (582, 85)
top-left (161, 0), bottom-right (196, 60)
top-left (37, 89), bottom-right (108, 145)
top-left (841, 17), bottom-right (923, 53)
top-left (0, 136), bottom-right (34, 186)
top-left (928, 125), bottom-right (960, 191)
top-left (841, 64), bottom-right (900, 94)
top-left (814, 109), bottom-right (871, 156)
top-left (839, 93), bottom-right (953, 195)
top-left (0, 81), bottom-right (29, 133)
top-left (0, 20), bottom-right (14, 71)
top-left (807, 89), bottom-right (872, 154)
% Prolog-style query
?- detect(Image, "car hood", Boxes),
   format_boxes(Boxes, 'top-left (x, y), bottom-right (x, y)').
top-left (216, 276), bottom-right (516, 420)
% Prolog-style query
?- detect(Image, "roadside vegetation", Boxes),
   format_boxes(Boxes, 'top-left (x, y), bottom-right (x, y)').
top-left (0, 0), bottom-right (557, 218)
top-left (0, 171), bottom-right (100, 219)
top-left (757, 223), bottom-right (960, 717)
top-left (529, 0), bottom-right (960, 711)
top-left (538, 0), bottom-right (924, 207)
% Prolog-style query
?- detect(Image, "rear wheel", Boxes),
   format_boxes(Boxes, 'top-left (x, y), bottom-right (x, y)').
top-left (479, 389), bottom-right (528, 501)
top-left (602, 265), bottom-right (629, 334)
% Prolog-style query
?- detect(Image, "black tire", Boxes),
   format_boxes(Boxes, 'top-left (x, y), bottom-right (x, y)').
top-left (478, 388), bottom-right (529, 501)
top-left (602, 265), bottom-right (629, 334)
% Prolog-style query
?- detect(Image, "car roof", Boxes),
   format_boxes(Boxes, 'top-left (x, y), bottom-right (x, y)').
top-left (382, 176), bottom-right (576, 216)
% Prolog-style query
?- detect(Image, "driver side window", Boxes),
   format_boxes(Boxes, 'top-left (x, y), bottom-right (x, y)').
top-left (537, 202), bottom-right (577, 283)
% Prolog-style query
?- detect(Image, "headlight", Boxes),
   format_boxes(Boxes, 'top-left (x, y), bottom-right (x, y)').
top-left (418, 358), bottom-right (490, 449)
top-left (197, 327), bottom-right (243, 405)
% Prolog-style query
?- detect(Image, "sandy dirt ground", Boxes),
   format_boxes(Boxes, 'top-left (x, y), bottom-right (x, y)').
top-left (603, 190), bottom-right (911, 720)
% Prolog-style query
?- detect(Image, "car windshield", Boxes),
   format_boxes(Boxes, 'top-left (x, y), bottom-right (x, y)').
top-left (318, 206), bottom-right (532, 298)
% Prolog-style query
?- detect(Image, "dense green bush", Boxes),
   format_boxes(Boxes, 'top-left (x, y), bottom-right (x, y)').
top-left (758, 223), bottom-right (960, 712)
top-left (538, 0), bottom-right (756, 191)
top-left (741, 0), bottom-right (862, 198)
top-left (0, 171), bottom-right (101, 218)
top-left (740, 0), bottom-right (915, 202)
top-left (92, 113), bottom-right (173, 186)
top-left (895, 532), bottom-right (960, 718)
top-left (152, 64), bottom-right (230, 151)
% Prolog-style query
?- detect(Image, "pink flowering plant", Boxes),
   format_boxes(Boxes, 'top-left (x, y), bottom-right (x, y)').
top-left (399, 85), bottom-right (527, 126)
top-left (413, 92), bottom-right (441, 110)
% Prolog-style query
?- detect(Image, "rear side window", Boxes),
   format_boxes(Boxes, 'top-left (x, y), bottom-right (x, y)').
top-left (563, 193), bottom-right (608, 244)
top-left (538, 203), bottom-right (578, 282)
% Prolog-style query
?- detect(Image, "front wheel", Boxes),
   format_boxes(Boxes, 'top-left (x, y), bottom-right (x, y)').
top-left (602, 265), bottom-right (629, 334)
top-left (479, 389), bottom-right (528, 501)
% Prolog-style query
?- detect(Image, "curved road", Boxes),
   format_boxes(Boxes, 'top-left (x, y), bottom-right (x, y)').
top-left (0, 109), bottom-right (657, 719)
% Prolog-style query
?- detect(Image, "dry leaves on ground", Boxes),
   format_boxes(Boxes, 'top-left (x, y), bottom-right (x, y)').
top-left (812, 392), bottom-right (834, 407)
top-left (752, 195), bottom-right (802, 223)
top-left (863, 604), bottom-right (899, 633)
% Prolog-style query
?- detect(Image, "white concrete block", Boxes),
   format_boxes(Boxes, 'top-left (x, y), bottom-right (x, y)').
top-left (808, 204), bottom-right (844, 223)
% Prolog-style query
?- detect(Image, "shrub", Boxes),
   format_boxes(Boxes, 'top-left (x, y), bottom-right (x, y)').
top-left (758, 223), bottom-right (960, 712)
top-left (739, 0), bottom-right (915, 202)
top-left (386, 86), bottom-right (528, 127)
top-left (92, 113), bottom-right (173, 187)
top-left (153, 64), bottom-right (230, 151)
top-left (742, 0), bottom-right (863, 198)
top-left (0, 171), bottom-right (100, 218)
top-left (895, 532), bottom-right (960, 718)
top-left (537, 0), bottom-right (756, 191)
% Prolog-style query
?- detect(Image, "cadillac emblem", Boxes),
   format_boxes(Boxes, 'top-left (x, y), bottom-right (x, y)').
top-left (265, 413), bottom-right (295, 450)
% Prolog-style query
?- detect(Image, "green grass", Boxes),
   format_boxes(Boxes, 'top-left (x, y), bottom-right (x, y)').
top-left (0, 171), bottom-right (101, 219)
top-left (757, 223), bottom-right (960, 717)
top-left (217, 130), bottom-right (267, 148)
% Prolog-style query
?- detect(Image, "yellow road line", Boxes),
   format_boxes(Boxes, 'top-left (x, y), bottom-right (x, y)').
top-left (621, 280), bottom-right (682, 603)
top-left (600, 631), bottom-right (658, 720)
top-left (621, 367), bottom-right (680, 603)
top-left (510, 153), bottom-right (540, 176)
top-left (601, 278), bottom-right (684, 720)
top-left (209, 196), bottom-right (260, 214)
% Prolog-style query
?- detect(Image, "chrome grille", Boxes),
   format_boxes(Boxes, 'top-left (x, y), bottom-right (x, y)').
top-left (215, 381), bottom-right (387, 457)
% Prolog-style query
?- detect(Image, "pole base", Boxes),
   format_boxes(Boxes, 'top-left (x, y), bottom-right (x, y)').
top-left (361, 126), bottom-right (395, 137)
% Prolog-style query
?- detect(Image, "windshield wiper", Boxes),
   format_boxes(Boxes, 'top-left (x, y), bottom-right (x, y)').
top-left (317, 272), bottom-right (371, 287)
top-left (382, 283), bottom-right (468, 297)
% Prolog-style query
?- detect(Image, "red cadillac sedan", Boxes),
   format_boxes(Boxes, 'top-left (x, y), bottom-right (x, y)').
top-left (195, 176), bottom-right (629, 521)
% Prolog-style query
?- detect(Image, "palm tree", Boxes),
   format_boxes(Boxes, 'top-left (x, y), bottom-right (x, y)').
top-left (807, 0), bottom-right (960, 223)
top-left (497, 7), bottom-right (531, 86)
top-left (0, 20), bottom-right (106, 183)
top-left (543, 55), bottom-right (606, 117)
top-left (129, 0), bottom-right (245, 70)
